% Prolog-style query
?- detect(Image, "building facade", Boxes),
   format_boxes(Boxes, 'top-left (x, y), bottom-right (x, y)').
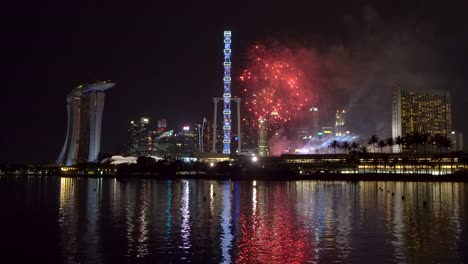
top-left (57, 81), bottom-right (114, 165)
top-left (335, 109), bottom-right (346, 136)
top-left (127, 117), bottom-right (154, 156)
top-left (392, 88), bottom-right (451, 152)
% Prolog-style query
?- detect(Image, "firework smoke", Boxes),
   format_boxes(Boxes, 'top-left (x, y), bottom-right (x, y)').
top-left (239, 44), bottom-right (322, 149)
top-left (239, 44), bottom-right (321, 122)
top-left (238, 7), bottom-right (445, 155)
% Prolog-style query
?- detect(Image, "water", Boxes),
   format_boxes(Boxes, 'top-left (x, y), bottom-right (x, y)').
top-left (1, 176), bottom-right (467, 263)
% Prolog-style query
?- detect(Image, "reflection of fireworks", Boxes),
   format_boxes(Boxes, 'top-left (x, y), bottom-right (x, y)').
top-left (240, 44), bottom-right (316, 128)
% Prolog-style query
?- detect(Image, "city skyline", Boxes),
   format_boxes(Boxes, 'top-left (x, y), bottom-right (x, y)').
top-left (2, 0), bottom-right (468, 163)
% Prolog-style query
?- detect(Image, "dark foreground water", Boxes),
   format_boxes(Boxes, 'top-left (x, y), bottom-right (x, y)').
top-left (1, 176), bottom-right (467, 263)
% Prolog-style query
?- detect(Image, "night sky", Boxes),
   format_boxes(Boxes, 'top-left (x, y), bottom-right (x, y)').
top-left (2, 0), bottom-right (467, 164)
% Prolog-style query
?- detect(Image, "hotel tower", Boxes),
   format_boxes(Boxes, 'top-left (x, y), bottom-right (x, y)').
top-left (57, 81), bottom-right (114, 165)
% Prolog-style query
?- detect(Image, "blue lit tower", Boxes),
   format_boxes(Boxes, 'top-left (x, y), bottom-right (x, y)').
top-left (222, 31), bottom-right (232, 154)
top-left (57, 81), bottom-right (114, 165)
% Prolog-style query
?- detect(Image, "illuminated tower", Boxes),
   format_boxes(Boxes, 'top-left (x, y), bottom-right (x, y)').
top-left (335, 109), bottom-right (346, 136)
top-left (258, 118), bottom-right (268, 157)
top-left (57, 81), bottom-right (114, 165)
top-left (310, 107), bottom-right (319, 134)
top-left (222, 30), bottom-right (232, 154)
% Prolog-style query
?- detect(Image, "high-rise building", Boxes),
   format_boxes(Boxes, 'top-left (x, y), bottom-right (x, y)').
top-left (392, 88), bottom-right (451, 152)
top-left (335, 109), bottom-right (346, 136)
top-left (57, 81), bottom-right (114, 165)
top-left (153, 130), bottom-right (176, 158)
top-left (310, 107), bottom-right (319, 135)
top-left (127, 117), bottom-right (153, 156)
top-left (258, 118), bottom-right (268, 157)
top-left (157, 119), bottom-right (167, 132)
top-left (178, 125), bottom-right (199, 157)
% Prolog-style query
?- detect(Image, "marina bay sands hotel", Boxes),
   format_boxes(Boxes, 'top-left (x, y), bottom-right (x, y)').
top-left (57, 81), bottom-right (114, 166)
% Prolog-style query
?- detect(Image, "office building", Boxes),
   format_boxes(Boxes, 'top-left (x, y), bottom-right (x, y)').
top-left (258, 118), bottom-right (268, 157)
top-left (157, 119), bottom-right (167, 132)
top-left (177, 125), bottom-right (200, 157)
top-left (127, 117), bottom-right (154, 156)
top-left (57, 81), bottom-right (114, 165)
top-left (335, 109), bottom-right (346, 136)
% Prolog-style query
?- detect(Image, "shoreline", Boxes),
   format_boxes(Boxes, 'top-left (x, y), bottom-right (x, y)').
top-left (65, 172), bottom-right (468, 182)
top-left (3, 171), bottom-right (468, 182)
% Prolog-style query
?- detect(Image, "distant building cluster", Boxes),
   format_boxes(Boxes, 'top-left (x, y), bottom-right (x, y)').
top-left (57, 81), bottom-right (464, 165)
top-left (126, 117), bottom-right (204, 159)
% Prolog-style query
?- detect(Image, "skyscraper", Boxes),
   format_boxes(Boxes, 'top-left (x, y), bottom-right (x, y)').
top-left (335, 109), bottom-right (346, 136)
top-left (57, 81), bottom-right (114, 165)
top-left (127, 117), bottom-right (153, 156)
top-left (157, 119), bottom-right (167, 132)
top-left (258, 118), bottom-right (268, 157)
top-left (310, 107), bottom-right (319, 135)
top-left (392, 88), bottom-right (451, 152)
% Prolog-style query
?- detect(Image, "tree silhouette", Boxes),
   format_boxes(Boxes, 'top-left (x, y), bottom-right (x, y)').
top-left (341, 141), bottom-right (350, 154)
top-left (368, 135), bottom-right (379, 153)
top-left (395, 136), bottom-right (404, 153)
top-left (378, 139), bottom-right (386, 153)
top-left (328, 140), bottom-right (340, 154)
top-left (385, 137), bottom-right (395, 153)
top-left (351, 141), bottom-right (359, 152)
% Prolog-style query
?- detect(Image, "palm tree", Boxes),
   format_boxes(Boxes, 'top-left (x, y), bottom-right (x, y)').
top-left (395, 136), bottom-right (404, 153)
top-left (328, 140), bottom-right (340, 154)
top-left (368, 135), bottom-right (379, 153)
top-left (351, 141), bottom-right (359, 152)
top-left (360, 146), bottom-right (368, 154)
top-left (378, 140), bottom-right (386, 153)
top-left (341, 141), bottom-right (350, 154)
top-left (421, 132), bottom-right (430, 154)
top-left (433, 134), bottom-right (450, 152)
top-left (412, 132), bottom-right (422, 153)
top-left (386, 137), bottom-right (395, 153)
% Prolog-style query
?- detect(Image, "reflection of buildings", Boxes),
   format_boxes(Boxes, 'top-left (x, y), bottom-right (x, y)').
top-left (220, 181), bottom-right (233, 263)
top-left (59, 178), bottom-right (104, 263)
top-left (236, 182), bottom-right (315, 263)
top-left (392, 88), bottom-right (451, 152)
top-left (180, 180), bottom-right (191, 254)
top-left (57, 81), bottom-right (114, 165)
top-left (57, 177), bottom-right (467, 263)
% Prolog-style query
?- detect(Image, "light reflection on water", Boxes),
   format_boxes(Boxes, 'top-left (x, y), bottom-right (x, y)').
top-left (1, 176), bottom-right (467, 263)
top-left (179, 180), bottom-right (191, 258)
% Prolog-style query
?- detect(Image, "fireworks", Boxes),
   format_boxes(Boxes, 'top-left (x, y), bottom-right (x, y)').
top-left (239, 44), bottom-right (315, 128)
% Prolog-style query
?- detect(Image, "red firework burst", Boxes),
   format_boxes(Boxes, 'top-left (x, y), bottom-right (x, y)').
top-left (239, 44), bottom-right (314, 128)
